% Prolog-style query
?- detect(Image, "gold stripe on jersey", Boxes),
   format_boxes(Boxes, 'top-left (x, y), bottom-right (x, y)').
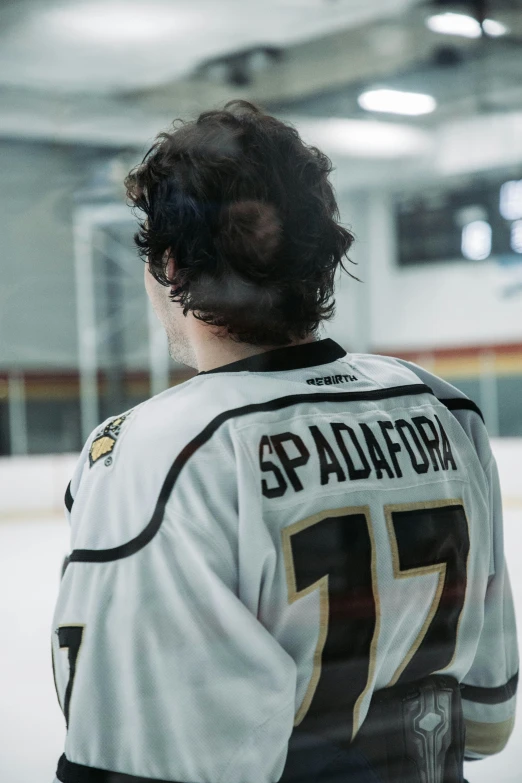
top-left (443, 501), bottom-right (471, 674)
top-left (352, 507), bottom-right (381, 740)
top-left (384, 499), bottom-right (465, 686)
top-left (282, 508), bottom-right (330, 726)
top-left (282, 505), bottom-right (380, 737)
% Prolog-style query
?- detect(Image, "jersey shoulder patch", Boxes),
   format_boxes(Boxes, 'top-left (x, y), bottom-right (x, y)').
top-left (89, 411), bottom-right (132, 467)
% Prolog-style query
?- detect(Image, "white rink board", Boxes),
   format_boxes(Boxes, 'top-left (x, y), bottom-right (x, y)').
top-left (0, 517), bottom-right (69, 783)
top-left (0, 441), bottom-right (521, 782)
top-left (0, 453), bottom-right (78, 518)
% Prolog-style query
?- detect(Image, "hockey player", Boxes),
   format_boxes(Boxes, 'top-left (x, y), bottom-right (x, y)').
top-left (51, 100), bottom-right (518, 783)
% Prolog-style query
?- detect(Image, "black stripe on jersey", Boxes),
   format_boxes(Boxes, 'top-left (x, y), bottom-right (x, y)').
top-left (65, 482), bottom-right (74, 512)
top-left (198, 337), bottom-right (346, 375)
top-left (438, 397), bottom-right (485, 424)
top-left (56, 753), bottom-right (182, 782)
top-left (67, 385), bottom-right (482, 564)
top-left (461, 672), bottom-right (518, 705)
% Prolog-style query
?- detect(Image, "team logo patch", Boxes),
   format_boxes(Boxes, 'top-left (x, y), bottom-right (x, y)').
top-left (89, 415), bottom-right (128, 467)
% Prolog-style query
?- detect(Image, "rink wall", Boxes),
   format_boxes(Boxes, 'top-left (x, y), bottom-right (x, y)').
top-left (0, 439), bottom-right (521, 519)
top-left (0, 453), bottom-right (78, 519)
top-left (491, 438), bottom-right (522, 505)
top-left (491, 438), bottom-right (522, 508)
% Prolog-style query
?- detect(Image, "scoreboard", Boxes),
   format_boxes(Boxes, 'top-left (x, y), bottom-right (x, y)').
top-left (396, 172), bottom-right (522, 266)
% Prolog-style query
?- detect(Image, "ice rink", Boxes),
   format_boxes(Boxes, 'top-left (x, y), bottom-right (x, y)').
top-left (1, 507), bottom-right (521, 782)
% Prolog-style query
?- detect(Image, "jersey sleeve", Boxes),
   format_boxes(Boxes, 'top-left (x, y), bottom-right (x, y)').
top-left (460, 452), bottom-right (519, 759)
top-left (392, 356), bottom-right (519, 758)
top-left (52, 398), bottom-right (297, 783)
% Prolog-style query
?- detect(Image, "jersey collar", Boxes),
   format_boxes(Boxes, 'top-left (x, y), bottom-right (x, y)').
top-left (198, 338), bottom-right (347, 375)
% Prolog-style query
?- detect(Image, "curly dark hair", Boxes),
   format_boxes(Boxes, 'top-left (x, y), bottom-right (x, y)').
top-left (125, 99), bottom-right (359, 346)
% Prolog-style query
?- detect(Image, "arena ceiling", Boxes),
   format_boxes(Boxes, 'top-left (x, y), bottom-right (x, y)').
top-left (1, 0), bottom-right (522, 185)
top-left (0, 0), bottom-right (417, 93)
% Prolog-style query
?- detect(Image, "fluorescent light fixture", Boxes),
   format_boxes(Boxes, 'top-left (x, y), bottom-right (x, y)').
top-left (43, 1), bottom-right (191, 44)
top-left (511, 220), bottom-right (522, 254)
top-left (500, 180), bottom-right (522, 221)
top-left (358, 89), bottom-right (436, 117)
top-left (461, 220), bottom-right (492, 261)
top-left (427, 12), bottom-right (481, 38)
top-left (293, 118), bottom-right (432, 158)
top-left (483, 18), bottom-right (509, 37)
top-left (426, 12), bottom-right (508, 39)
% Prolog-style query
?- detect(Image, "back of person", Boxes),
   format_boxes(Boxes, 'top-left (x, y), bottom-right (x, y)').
top-left (54, 338), bottom-right (517, 783)
top-left (51, 100), bottom-right (517, 783)
top-left (193, 340), bottom-right (517, 782)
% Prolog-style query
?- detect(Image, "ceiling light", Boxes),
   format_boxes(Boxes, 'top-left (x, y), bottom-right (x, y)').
top-left (482, 18), bottom-right (509, 37)
top-left (426, 12), bottom-right (508, 39)
top-left (461, 220), bottom-right (492, 261)
top-left (500, 180), bottom-right (522, 221)
top-left (42, 2), bottom-right (191, 44)
top-left (511, 221), bottom-right (522, 254)
top-left (358, 89), bottom-right (436, 116)
top-left (427, 12), bottom-right (481, 38)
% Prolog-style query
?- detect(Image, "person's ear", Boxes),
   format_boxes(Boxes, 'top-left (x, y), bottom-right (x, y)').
top-left (162, 249), bottom-right (175, 282)
top-left (165, 252), bottom-right (182, 297)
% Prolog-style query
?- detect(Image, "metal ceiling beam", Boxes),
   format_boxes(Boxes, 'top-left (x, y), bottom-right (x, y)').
top-left (132, 6), bottom-right (445, 112)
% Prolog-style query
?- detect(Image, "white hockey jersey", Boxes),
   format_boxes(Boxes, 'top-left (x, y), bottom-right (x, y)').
top-left (51, 338), bottom-right (518, 783)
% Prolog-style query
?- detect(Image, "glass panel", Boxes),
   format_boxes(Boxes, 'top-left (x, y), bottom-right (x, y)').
top-left (497, 375), bottom-right (522, 437)
top-left (439, 377), bottom-right (481, 409)
top-left (25, 399), bottom-right (82, 455)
